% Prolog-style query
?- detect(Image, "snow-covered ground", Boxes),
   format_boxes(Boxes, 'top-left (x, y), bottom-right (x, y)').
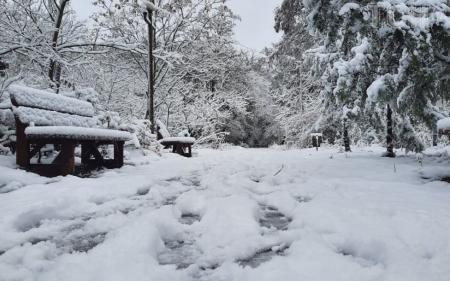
top-left (1, 146), bottom-right (450, 281)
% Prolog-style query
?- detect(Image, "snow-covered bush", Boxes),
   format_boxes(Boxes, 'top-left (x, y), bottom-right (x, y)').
top-left (96, 111), bottom-right (124, 130)
top-left (0, 85), bottom-right (15, 155)
top-left (66, 88), bottom-right (100, 106)
top-left (125, 119), bottom-right (162, 153)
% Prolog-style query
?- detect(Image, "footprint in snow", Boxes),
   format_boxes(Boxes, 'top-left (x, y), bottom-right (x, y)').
top-left (237, 245), bottom-right (289, 268)
top-left (158, 239), bottom-right (202, 270)
top-left (258, 204), bottom-right (292, 231)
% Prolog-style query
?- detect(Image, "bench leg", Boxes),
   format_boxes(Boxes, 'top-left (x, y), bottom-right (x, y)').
top-left (15, 121), bottom-right (29, 168)
top-left (81, 142), bottom-right (105, 168)
top-left (81, 143), bottom-right (91, 165)
top-left (52, 141), bottom-right (75, 176)
top-left (113, 141), bottom-right (124, 168)
top-left (187, 145), bottom-right (192, 158)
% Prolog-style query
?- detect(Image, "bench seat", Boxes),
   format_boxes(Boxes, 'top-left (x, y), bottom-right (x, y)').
top-left (159, 137), bottom-right (196, 145)
top-left (25, 126), bottom-right (131, 142)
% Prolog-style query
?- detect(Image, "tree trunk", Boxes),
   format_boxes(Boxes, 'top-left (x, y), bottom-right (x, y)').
top-left (432, 124), bottom-right (438, 147)
top-left (384, 104), bottom-right (396, 157)
top-left (145, 5), bottom-right (155, 133)
top-left (48, 0), bottom-right (70, 92)
top-left (343, 119), bottom-right (351, 152)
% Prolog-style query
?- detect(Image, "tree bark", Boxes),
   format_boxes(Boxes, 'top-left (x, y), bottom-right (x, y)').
top-left (48, 0), bottom-right (70, 92)
top-left (384, 104), bottom-right (396, 157)
top-left (343, 119), bottom-right (351, 152)
top-left (144, 6), bottom-right (155, 133)
top-left (432, 124), bottom-right (438, 147)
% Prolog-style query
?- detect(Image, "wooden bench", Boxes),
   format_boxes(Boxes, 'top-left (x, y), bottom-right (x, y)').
top-left (438, 118), bottom-right (450, 141)
top-left (156, 120), bottom-right (195, 158)
top-left (9, 85), bottom-right (131, 177)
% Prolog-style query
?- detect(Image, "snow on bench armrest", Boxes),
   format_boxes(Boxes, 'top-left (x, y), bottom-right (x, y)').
top-left (437, 118), bottom-right (450, 131)
top-left (25, 126), bottom-right (132, 141)
top-left (159, 137), bottom-right (196, 144)
top-left (156, 119), bottom-right (171, 139)
top-left (9, 85), bottom-right (95, 117)
top-left (14, 107), bottom-right (97, 127)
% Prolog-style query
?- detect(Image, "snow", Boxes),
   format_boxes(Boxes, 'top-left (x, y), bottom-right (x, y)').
top-left (156, 120), bottom-right (171, 139)
top-left (138, 0), bottom-right (168, 14)
top-left (366, 76), bottom-right (386, 103)
top-left (8, 85), bottom-right (95, 117)
top-left (160, 137), bottom-right (196, 144)
top-left (25, 126), bottom-right (132, 142)
top-left (1, 146), bottom-right (450, 281)
top-left (437, 117), bottom-right (450, 131)
top-left (13, 107), bottom-right (97, 127)
top-left (339, 3), bottom-right (360, 15)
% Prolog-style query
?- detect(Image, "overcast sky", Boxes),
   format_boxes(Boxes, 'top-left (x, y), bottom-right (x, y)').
top-left (71, 0), bottom-right (282, 52)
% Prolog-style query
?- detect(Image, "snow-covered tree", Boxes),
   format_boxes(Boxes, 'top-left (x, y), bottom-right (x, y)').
top-left (270, 0), bottom-right (323, 147)
top-left (92, 0), bottom-right (254, 144)
top-left (302, 0), bottom-right (450, 153)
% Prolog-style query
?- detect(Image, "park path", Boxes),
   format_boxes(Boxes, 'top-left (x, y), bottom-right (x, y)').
top-left (1, 147), bottom-right (450, 281)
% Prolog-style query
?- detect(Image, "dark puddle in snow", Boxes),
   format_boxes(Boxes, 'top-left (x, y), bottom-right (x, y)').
top-left (258, 205), bottom-right (292, 231)
top-left (180, 213), bottom-right (201, 225)
top-left (158, 239), bottom-right (202, 269)
top-left (237, 245), bottom-right (289, 268)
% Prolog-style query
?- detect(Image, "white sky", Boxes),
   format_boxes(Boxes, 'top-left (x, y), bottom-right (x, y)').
top-left (71, 0), bottom-right (282, 52)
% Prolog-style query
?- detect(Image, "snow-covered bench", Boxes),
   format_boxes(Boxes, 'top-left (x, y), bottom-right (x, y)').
top-left (9, 85), bottom-right (132, 177)
top-left (156, 120), bottom-right (195, 157)
top-left (438, 118), bottom-right (450, 138)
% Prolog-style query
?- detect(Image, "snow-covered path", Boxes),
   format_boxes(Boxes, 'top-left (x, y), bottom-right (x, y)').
top-left (1, 147), bottom-right (450, 281)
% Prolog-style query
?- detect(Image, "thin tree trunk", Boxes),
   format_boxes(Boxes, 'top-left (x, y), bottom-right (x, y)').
top-left (343, 119), bottom-right (351, 152)
top-left (432, 124), bottom-right (438, 147)
top-left (384, 104), bottom-right (396, 157)
top-left (48, 0), bottom-right (70, 92)
top-left (144, 5), bottom-right (155, 133)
